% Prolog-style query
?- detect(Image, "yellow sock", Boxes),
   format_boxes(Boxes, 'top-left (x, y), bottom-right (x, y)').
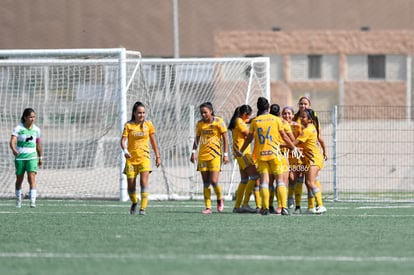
top-left (312, 187), bottom-right (323, 207)
top-left (288, 184), bottom-right (294, 199)
top-left (276, 182), bottom-right (287, 208)
top-left (242, 179), bottom-right (255, 206)
top-left (314, 192), bottom-right (323, 207)
top-left (128, 191), bottom-right (138, 204)
top-left (315, 180), bottom-right (323, 205)
top-left (315, 180), bottom-right (322, 190)
top-left (294, 181), bottom-right (303, 207)
top-left (234, 182), bottom-right (247, 208)
top-left (260, 185), bottom-right (269, 210)
top-left (308, 195), bottom-right (315, 209)
top-left (140, 192), bottom-right (149, 210)
top-left (213, 184), bottom-right (222, 200)
top-left (276, 187), bottom-right (282, 208)
top-left (204, 187), bottom-right (212, 209)
top-left (254, 186), bottom-right (261, 208)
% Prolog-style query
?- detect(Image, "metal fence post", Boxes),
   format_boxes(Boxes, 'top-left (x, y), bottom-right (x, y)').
top-left (333, 105), bottom-right (338, 201)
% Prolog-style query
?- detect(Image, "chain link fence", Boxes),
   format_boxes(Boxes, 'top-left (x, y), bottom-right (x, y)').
top-left (317, 106), bottom-right (414, 202)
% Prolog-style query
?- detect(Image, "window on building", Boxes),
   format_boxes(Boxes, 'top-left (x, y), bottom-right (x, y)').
top-left (308, 55), bottom-right (321, 79)
top-left (368, 55), bottom-right (385, 79)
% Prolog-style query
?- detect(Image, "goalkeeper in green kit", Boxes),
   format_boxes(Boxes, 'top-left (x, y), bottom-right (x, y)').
top-left (10, 108), bottom-right (43, 208)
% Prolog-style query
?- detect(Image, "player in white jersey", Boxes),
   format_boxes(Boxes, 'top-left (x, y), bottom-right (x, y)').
top-left (10, 108), bottom-right (43, 208)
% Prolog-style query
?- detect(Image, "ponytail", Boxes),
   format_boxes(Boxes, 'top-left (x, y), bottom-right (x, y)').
top-left (228, 104), bottom-right (252, 130)
top-left (228, 107), bottom-right (241, 130)
top-left (305, 109), bottom-right (320, 137)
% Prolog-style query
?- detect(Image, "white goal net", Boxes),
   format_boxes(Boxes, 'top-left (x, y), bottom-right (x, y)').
top-left (0, 49), bottom-right (270, 200)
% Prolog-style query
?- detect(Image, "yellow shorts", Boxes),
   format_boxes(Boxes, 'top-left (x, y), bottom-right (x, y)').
top-left (257, 156), bottom-right (289, 176)
top-left (288, 154), bottom-right (304, 166)
top-left (124, 159), bottom-right (151, 178)
top-left (235, 153), bottom-right (255, 171)
top-left (303, 157), bottom-right (324, 170)
top-left (289, 156), bottom-right (306, 173)
top-left (197, 157), bottom-right (221, 172)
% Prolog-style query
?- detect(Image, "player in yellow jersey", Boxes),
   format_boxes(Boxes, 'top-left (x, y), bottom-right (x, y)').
top-left (238, 97), bottom-right (298, 215)
top-left (268, 103), bottom-right (296, 214)
top-left (293, 96), bottom-right (327, 212)
top-left (294, 96), bottom-right (327, 160)
top-left (228, 105), bottom-right (260, 214)
top-left (190, 102), bottom-right (229, 214)
top-left (120, 101), bottom-right (161, 215)
top-left (292, 109), bottom-right (327, 214)
top-left (282, 106), bottom-right (305, 214)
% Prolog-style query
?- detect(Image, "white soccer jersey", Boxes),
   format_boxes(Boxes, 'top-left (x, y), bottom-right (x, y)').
top-left (12, 123), bottom-right (41, 160)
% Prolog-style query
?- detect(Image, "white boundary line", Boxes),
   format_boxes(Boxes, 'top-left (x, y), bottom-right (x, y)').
top-left (0, 252), bottom-right (413, 263)
top-left (0, 202), bottom-right (413, 208)
top-left (1, 211), bottom-right (413, 217)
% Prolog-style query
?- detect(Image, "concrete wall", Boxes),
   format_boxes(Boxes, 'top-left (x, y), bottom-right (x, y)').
top-left (214, 30), bottom-right (414, 109)
top-left (1, 0), bottom-right (414, 57)
top-left (1, 1), bottom-right (414, 108)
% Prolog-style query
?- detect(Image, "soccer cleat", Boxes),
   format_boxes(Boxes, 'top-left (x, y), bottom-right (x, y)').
top-left (288, 197), bottom-right (295, 209)
top-left (276, 207), bottom-right (282, 215)
top-left (202, 208), bottom-right (212, 214)
top-left (217, 199), bottom-right (224, 213)
top-left (316, 206), bottom-right (327, 214)
top-left (281, 208), bottom-right (290, 215)
top-left (255, 207), bottom-right (261, 214)
top-left (306, 207), bottom-right (317, 214)
top-left (293, 206), bottom-right (302, 214)
top-left (139, 209), bottom-right (146, 215)
top-left (232, 207), bottom-right (242, 213)
top-left (30, 201), bottom-right (36, 208)
top-left (130, 203), bottom-right (137, 215)
top-left (261, 208), bottom-right (269, 215)
top-left (16, 199), bottom-right (22, 209)
top-left (241, 205), bottom-right (257, 213)
top-left (269, 206), bottom-right (276, 214)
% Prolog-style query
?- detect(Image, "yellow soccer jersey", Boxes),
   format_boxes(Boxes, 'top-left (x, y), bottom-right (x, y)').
top-left (122, 120), bottom-right (155, 165)
top-left (289, 120), bottom-right (302, 138)
top-left (297, 123), bottom-right (323, 168)
top-left (232, 117), bottom-right (251, 155)
top-left (280, 119), bottom-right (293, 153)
top-left (295, 115), bottom-right (321, 134)
top-left (271, 116), bottom-right (288, 149)
top-left (196, 116), bottom-right (227, 161)
top-left (249, 113), bottom-right (284, 161)
top-left (288, 120), bottom-right (303, 164)
top-left (282, 119), bottom-right (293, 137)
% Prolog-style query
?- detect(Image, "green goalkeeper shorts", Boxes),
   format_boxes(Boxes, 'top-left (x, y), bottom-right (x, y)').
top-left (15, 158), bottom-right (38, 175)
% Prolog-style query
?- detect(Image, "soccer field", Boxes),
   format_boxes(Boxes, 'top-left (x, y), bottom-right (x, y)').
top-left (1, 200), bottom-right (413, 275)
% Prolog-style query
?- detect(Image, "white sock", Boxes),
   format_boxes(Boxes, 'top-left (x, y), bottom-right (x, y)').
top-left (30, 189), bottom-right (37, 202)
top-left (15, 189), bottom-right (22, 200)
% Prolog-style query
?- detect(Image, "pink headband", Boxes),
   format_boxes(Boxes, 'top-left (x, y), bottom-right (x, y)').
top-left (298, 96), bottom-right (311, 105)
top-left (282, 106), bottom-right (295, 113)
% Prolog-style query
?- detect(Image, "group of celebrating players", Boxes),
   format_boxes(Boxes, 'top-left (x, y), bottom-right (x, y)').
top-left (120, 96), bottom-right (328, 215)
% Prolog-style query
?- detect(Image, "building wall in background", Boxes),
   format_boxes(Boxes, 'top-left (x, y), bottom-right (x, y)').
top-left (1, 0), bottom-right (414, 57)
top-left (1, 0), bottom-right (414, 108)
top-left (215, 30), bottom-right (414, 109)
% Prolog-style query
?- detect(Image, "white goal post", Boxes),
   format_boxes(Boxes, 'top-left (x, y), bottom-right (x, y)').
top-left (134, 57), bottom-right (270, 201)
top-left (0, 49), bottom-right (270, 201)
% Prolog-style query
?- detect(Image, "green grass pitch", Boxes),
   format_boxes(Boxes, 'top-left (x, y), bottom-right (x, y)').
top-left (1, 200), bottom-right (413, 275)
